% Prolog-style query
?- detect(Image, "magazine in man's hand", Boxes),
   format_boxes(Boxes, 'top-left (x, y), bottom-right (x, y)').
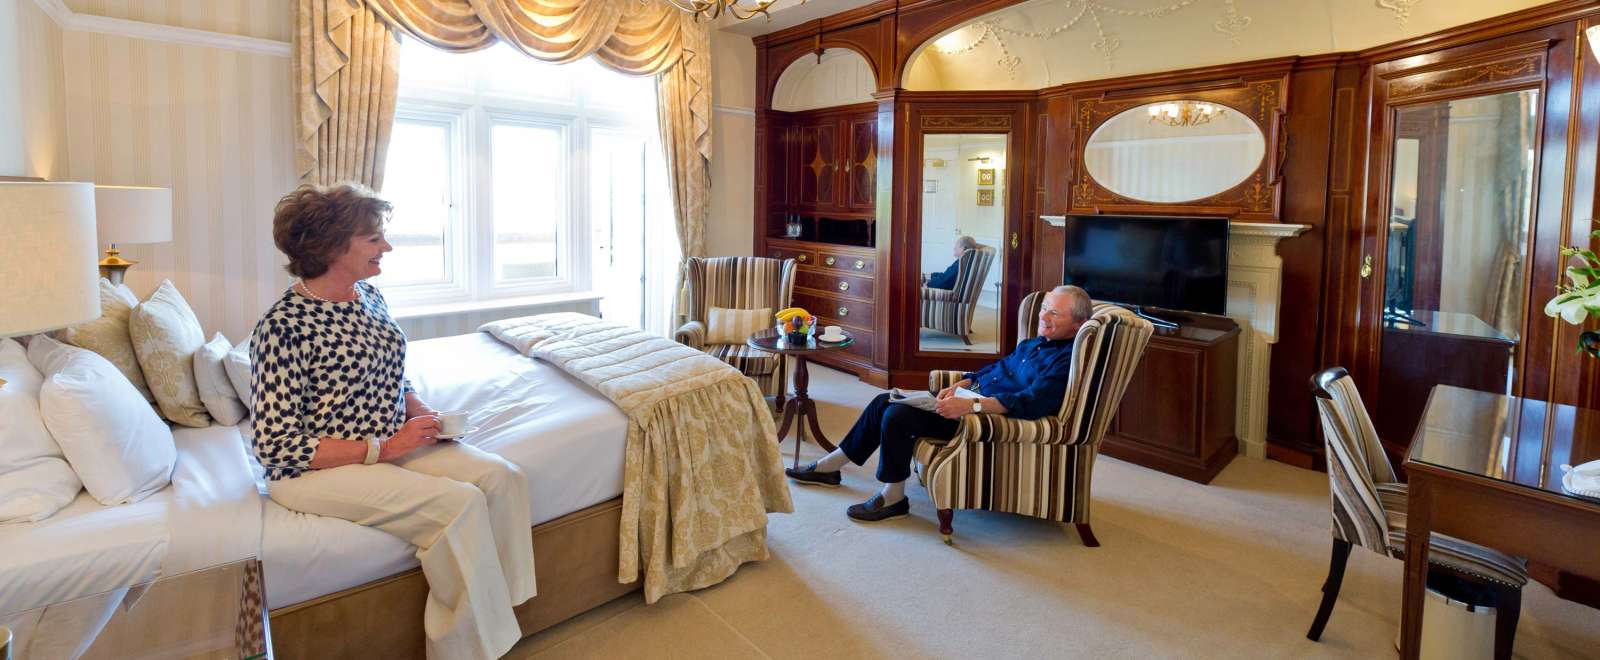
top-left (888, 387), bottom-right (982, 412)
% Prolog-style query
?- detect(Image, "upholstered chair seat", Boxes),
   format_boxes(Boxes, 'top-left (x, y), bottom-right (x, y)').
top-left (674, 257), bottom-right (797, 400)
top-left (912, 292), bottom-right (1154, 545)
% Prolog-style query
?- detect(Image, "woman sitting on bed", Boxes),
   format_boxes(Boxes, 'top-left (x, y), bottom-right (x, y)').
top-left (251, 183), bottom-right (535, 660)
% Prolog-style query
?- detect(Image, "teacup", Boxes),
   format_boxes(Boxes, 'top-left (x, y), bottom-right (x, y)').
top-left (822, 325), bottom-right (844, 339)
top-left (439, 411), bottom-right (470, 436)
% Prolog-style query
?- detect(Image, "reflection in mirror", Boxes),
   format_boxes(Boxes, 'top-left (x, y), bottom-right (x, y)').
top-left (1375, 88), bottom-right (1539, 452)
top-left (919, 134), bottom-right (1005, 354)
top-left (1084, 100), bottom-right (1266, 203)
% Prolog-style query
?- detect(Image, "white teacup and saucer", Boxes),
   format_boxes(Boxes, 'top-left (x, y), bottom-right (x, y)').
top-left (817, 325), bottom-right (848, 343)
top-left (436, 411), bottom-right (479, 440)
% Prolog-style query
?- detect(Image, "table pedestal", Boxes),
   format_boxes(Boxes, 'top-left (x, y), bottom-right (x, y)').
top-left (776, 356), bottom-right (834, 468)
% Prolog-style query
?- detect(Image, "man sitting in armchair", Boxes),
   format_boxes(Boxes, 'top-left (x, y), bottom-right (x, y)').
top-left (925, 235), bottom-right (978, 290)
top-left (786, 285), bottom-right (1094, 521)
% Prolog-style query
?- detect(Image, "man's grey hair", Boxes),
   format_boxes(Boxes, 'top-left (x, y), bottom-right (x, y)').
top-left (955, 235), bottom-right (978, 251)
top-left (1050, 285), bottom-right (1093, 322)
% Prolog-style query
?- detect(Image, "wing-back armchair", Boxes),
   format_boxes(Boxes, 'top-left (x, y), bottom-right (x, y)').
top-left (912, 292), bottom-right (1153, 545)
top-left (675, 256), bottom-right (798, 399)
top-left (920, 246), bottom-right (997, 345)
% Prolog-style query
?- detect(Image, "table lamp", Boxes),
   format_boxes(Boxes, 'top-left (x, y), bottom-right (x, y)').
top-left (94, 185), bottom-right (172, 285)
top-left (0, 181), bottom-right (101, 388)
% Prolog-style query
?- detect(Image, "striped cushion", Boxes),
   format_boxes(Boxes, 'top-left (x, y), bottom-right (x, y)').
top-left (706, 343), bottom-right (779, 377)
top-left (705, 306), bottom-right (771, 345)
top-left (1375, 482), bottom-right (1528, 586)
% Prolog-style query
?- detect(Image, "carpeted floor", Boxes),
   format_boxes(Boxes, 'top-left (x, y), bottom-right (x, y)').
top-left (508, 365), bottom-right (1600, 659)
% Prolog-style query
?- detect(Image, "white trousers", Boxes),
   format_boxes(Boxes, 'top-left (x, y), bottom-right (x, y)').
top-left (268, 442), bottom-right (536, 660)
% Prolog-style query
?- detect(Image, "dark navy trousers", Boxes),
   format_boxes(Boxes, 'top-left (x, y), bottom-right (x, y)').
top-left (838, 392), bottom-right (961, 483)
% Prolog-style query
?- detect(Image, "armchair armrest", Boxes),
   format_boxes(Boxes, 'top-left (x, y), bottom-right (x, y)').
top-left (964, 415), bottom-right (1072, 446)
top-left (928, 370), bottom-right (966, 394)
top-left (921, 287), bottom-right (959, 303)
top-left (674, 320), bottom-right (706, 351)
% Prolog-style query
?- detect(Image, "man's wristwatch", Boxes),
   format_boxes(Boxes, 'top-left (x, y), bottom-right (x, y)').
top-left (363, 437), bottom-right (381, 465)
top-left (971, 399), bottom-right (984, 414)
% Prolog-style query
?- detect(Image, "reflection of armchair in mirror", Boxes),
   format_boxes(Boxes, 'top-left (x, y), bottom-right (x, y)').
top-left (921, 245), bottom-right (997, 346)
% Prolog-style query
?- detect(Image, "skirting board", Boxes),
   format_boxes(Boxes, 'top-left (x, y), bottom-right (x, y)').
top-left (268, 497), bottom-right (638, 660)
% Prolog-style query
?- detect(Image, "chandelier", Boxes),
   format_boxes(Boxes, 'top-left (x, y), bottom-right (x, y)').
top-left (1147, 101), bottom-right (1225, 128)
top-left (660, 0), bottom-right (805, 21)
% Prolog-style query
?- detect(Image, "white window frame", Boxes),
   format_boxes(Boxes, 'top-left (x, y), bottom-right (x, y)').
top-left (382, 104), bottom-right (471, 307)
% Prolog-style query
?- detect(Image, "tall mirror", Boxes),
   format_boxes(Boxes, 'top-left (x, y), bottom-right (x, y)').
top-left (919, 133), bottom-right (1006, 354)
top-left (1375, 88), bottom-right (1539, 452)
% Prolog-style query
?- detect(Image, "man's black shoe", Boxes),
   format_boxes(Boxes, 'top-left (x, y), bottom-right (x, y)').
top-left (785, 462), bottom-right (841, 487)
top-left (846, 494), bottom-right (910, 522)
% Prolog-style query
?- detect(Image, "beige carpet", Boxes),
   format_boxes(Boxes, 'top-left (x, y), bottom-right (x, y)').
top-left (508, 366), bottom-right (1600, 660)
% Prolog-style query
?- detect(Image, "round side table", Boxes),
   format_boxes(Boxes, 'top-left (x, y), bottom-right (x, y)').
top-left (747, 328), bottom-right (855, 468)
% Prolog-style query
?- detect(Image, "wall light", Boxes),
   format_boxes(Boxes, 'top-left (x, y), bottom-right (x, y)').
top-left (1588, 25), bottom-right (1600, 63)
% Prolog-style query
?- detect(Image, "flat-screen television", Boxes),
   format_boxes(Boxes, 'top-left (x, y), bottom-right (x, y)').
top-left (1061, 214), bottom-right (1228, 315)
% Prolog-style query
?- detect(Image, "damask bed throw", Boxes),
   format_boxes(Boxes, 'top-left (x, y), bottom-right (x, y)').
top-left (479, 313), bottom-right (793, 603)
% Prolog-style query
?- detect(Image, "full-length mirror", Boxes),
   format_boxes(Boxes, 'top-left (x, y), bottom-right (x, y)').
top-left (919, 134), bottom-right (1006, 354)
top-left (1084, 100), bottom-right (1266, 203)
top-left (1375, 88), bottom-right (1539, 450)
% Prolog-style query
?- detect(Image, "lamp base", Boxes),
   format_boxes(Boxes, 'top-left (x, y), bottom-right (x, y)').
top-left (99, 246), bottom-right (137, 286)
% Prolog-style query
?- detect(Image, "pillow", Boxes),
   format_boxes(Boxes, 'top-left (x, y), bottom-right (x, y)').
top-left (0, 338), bottom-right (82, 523)
top-left (705, 306), bottom-right (772, 345)
top-left (63, 278), bottom-right (153, 402)
top-left (29, 335), bottom-right (176, 505)
top-left (223, 336), bottom-right (253, 411)
top-left (195, 332), bottom-right (246, 426)
top-left (129, 279), bottom-right (212, 427)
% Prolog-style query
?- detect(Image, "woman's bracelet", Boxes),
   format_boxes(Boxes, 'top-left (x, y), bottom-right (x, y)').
top-left (363, 437), bottom-right (381, 465)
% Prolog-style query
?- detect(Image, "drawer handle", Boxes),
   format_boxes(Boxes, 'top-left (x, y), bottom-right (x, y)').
top-left (853, 259), bottom-right (865, 270)
top-left (798, 254), bottom-right (808, 263)
top-left (838, 281), bottom-right (850, 292)
top-left (825, 256), bottom-right (836, 266)
top-left (837, 306), bottom-right (848, 317)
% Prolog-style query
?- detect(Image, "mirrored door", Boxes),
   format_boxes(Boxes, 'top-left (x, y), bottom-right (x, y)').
top-left (918, 133), bottom-right (1007, 354)
top-left (1374, 88), bottom-right (1539, 455)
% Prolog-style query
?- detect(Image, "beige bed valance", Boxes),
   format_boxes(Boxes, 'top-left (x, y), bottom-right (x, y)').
top-left (296, 0), bottom-right (709, 256)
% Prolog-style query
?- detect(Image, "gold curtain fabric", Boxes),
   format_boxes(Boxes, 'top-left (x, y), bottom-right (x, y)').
top-left (294, 0), bottom-right (401, 187)
top-left (362, 0), bottom-right (712, 258)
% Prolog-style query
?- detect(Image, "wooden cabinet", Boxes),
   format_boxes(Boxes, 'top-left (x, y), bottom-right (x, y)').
top-left (767, 238), bottom-right (879, 373)
top-left (1101, 314), bottom-right (1240, 484)
top-left (774, 105), bottom-right (876, 217)
top-left (844, 115), bottom-right (876, 212)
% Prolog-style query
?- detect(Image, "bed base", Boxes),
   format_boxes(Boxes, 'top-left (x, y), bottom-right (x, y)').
top-left (267, 497), bottom-right (638, 659)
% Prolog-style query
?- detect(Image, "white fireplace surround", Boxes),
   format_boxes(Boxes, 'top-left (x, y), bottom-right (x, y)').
top-left (1043, 217), bottom-right (1310, 459)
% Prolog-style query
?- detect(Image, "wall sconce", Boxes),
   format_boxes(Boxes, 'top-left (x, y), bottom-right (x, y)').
top-left (1588, 25), bottom-right (1600, 62)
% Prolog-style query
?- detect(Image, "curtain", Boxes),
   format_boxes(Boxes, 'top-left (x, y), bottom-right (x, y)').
top-left (1484, 92), bottom-right (1533, 339)
top-left (295, 0), bottom-right (401, 188)
top-left (361, 0), bottom-right (712, 259)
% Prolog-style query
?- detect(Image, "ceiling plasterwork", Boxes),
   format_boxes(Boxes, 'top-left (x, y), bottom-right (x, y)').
top-left (1377, 0), bottom-right (1425, 27)
top-left (928, 0), bottom-right (1245, 74)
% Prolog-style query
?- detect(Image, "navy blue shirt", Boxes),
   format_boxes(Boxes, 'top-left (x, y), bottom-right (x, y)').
top-left (927, 260), bottom-right (960, 289)
top-left (962, 336), bottom-right (1075, 420)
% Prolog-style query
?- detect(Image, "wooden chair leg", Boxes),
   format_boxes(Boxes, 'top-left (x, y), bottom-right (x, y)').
top-left (1075, 523), bottom-right (1100, 548)
top-left (1493, 584), bottom-right (1521, 660)
top-left (1306, 538), bottom-right (1353, 642)
top-left (961, 335), bottom-right (974, 345)
top-left (937, 509), bottom-right (953, 545)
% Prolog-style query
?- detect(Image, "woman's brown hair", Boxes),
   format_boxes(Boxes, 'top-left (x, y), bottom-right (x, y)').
top-left (272, 183), bottom-right (391, 279)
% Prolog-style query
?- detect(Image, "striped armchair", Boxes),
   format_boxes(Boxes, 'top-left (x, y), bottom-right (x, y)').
top-left (920, 246), bottom-right (997, 345)
top-left (1307, 367), bottom-right (1526, 655)
top-left (675, 256), bottom-right (798, 400)
top-left (912, 292), bottom-right (1153, 545)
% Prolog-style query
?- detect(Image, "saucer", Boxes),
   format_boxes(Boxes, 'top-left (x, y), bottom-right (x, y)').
top-left (817, 334), bottom-right (848, 343)
top-left (437, 425), bottom-right (480, 440)
top-left (1561, 469), bottom-right (1600, 501)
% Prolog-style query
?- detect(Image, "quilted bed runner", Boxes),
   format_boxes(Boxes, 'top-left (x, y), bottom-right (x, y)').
top-left (480, 313), bottom-right (792, 603)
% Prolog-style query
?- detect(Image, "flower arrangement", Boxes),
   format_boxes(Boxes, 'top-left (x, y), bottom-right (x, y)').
top-left (1545, 229), bottom-right (1600, 356)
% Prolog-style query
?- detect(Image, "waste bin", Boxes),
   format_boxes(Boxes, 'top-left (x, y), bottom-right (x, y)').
top-left (1394, 572), bottom-right (1500, 660)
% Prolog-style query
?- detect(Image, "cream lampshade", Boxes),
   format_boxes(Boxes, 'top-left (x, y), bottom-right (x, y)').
top-left (0, 181), bottom-right (100, 388)
top-left (94, 185), bottom-right (172, 285)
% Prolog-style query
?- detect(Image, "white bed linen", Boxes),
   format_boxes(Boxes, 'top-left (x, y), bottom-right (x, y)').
top-left (262, 332), bottom-right (630, 609)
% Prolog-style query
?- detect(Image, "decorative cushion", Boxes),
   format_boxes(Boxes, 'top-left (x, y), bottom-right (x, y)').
top-left (706, 306), bottom-right (772, 345)
top-left (223, 336), bottom-right (253, 412)
top-left (63, 278), bottom-right (153, 402)
top-left (706, 343), bottom-right (779, 377)
top-left (195, 332), bottom-right (247, 426)
top-left (1376, 482), bottom-right (1528, 586)
top-left (28, 336), bottom-right (176, 505)
top-left (0, 338), bottom-right (82, 523)
top-left (129, 279), bottom-right (212, 427)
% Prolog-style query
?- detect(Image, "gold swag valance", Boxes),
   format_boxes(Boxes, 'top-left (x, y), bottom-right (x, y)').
top-left (296, 0), bottom-right (710, 256)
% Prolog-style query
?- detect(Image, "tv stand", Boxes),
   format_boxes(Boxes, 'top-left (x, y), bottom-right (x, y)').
top-left (1100, 312), bottom-right (1240, 484)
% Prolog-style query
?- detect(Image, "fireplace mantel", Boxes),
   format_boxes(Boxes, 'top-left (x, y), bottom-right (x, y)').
top-left (1227, 222), bottom-right (1310, 458)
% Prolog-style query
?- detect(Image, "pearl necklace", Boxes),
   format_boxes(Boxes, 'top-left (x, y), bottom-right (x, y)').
top-left (296, 279), bottom-right (357, 303)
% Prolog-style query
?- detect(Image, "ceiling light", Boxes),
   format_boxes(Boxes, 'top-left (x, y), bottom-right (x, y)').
top-left (659, 0), bottom-right (802, 21)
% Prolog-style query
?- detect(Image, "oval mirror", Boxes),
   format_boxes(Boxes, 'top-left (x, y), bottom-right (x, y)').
top-left (1083, 100), bottom-right (1266, 203)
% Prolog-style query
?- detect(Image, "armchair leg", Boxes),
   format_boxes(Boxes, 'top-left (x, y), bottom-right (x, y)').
top-left (1306, 538), bottom-right (1352, 642)
top-left (937, 509), bottom-right (953, 545)
top-left (961, 335), bottom-right (973, 346)
top-left (1075, 523), bottom-right (1100, 548)
top-left (1492, 584), bottom-right (1520, 660)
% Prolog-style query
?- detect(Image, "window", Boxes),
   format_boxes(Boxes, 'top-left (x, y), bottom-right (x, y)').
top-left (377, 38), bottom-right (676, 332)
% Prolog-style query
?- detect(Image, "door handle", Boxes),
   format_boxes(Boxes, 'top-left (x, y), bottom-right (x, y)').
top-left (1011, 232), bottom-right (1019, 249)
top-left (1360, 255), bottom-right (1373, 279)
